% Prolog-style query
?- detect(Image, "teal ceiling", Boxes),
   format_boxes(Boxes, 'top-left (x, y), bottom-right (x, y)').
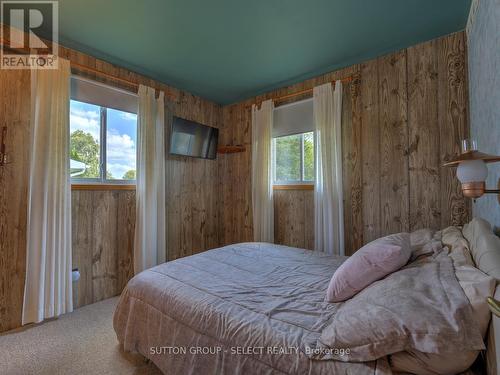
top-left (53, 0), bottom-right (471, 104)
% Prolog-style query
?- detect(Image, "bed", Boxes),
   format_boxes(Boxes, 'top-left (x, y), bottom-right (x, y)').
top-left (113, 218), bottom-right (500, 375)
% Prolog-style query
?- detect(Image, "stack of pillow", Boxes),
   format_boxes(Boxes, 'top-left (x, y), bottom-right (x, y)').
top-left (320, 227), bottom-right (495, 375)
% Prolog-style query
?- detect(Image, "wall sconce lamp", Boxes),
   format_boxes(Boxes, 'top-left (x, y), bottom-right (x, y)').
top-left (443, 139), bottom-right (500, 201)
top-left (443, 139), bottom-right (500, 317)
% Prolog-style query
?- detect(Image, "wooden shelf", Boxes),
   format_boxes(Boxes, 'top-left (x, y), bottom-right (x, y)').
top-left (217, 145), bottom-right (246, 154)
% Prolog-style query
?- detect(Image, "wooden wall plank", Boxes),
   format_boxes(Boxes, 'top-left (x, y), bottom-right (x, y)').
top-left (191, 157), bottom-right (204, 253)
top-left (341, 74), bottom-right (363, 255)
top-left (407, 40), bottom-right (441, 231)
top-left (303, 190), bottom-right (315, 250)
top-left (218, 106), bottom-right (234, 246)
top-left (179, 156), bottom-right (193, 258)
top-left (218, 104), bottom-right (253, 245)
top-left (71, 191), bottom-right (94, 308)
top-left (274, 191), bottom-right (285, 246)
top-left (342, 82), bottom-right (354, 254)
top-left (166, 150), bottom-right (182, 261)
top-left (350, 76), bottom-right (364, 252)
top-left (232, 106), bottom-right (244, 242)
top-left (378, 51), bottom-right (410, 234)
top-left (232, 105), bottom-right (252, 243)
top-left (116, 190), bottom-right (135, 291)
top-left (437, 32), bottom-right (470, 227)
top-left (360, 59), bottom-right (381, 243)
top-left (240, 106), bottom-right (254, 242)
top-left (0, 70), bottom-right (30, 332)
top-left (90, 191), bottom-right (118, 302)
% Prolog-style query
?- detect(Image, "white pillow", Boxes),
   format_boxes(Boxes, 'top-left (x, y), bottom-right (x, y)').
top-left (391, 238), bottom-right (495, 375)
top-left (463, 217), bottom-right (500, 280)
top-left (455, 265), bottom-right (496, 336)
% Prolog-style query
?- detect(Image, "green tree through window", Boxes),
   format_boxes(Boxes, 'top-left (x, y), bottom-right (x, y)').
top-left (70, 130), bottom-right (100, 178)
top-left (273, 132), bottom-right (314, 183)
top-left (303, 132), bottom-right (314, 181)
top-left (275, 134), bottom-right (301, 181)
top-left (122, 170), bottom-right (136, 180)
top-left (69, 99), bottom-right (136, 182)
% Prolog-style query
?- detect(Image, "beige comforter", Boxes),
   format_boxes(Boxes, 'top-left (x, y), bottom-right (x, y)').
top-left (113, 243), bottom-right (391, 375)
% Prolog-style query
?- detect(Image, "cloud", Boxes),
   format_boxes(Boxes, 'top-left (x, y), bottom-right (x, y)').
top-left (120, 112), bottom-right (137, 121)
top-left (70, 107), bottom-right (100, 140)
top-left (106, 130), bottom-right (136, 179)
top-left (107, 162), bottom-right (134, 179)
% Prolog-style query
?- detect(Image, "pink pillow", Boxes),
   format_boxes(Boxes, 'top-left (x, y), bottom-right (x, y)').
top-left (326, 233), bottom-right (411, 302)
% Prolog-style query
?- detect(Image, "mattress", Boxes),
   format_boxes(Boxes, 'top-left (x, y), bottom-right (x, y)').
top-left (113, 242), bottom-right (391, 375)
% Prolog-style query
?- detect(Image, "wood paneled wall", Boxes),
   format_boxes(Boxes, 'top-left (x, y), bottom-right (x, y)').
top-left (274, 190), bottom-right (314, 250)
top-left (72, 190), bottom-right (135, 308)
top-left (64, 45), bottom-right (222, 306)
top-left (166, 99), bottom-right (221, 260)
top-left (0, 43), bottom-right (222, 331)
top-left (219, 32), bottom-right (470, 255)
top-left (0, 69), bottom-right (30, 333)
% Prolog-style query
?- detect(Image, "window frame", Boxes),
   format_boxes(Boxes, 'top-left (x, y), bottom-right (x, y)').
top-left (272, 131), bottom-right (316, 186)
top-left (70, 101), bottom-right (137, 186)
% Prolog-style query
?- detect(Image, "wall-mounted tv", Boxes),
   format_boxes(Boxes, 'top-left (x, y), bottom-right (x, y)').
top-left (169, 117), bottom-right (219, 160)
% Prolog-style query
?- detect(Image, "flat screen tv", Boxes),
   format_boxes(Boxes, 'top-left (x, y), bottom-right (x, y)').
top-left (169, 117), bottom-right (219, 160)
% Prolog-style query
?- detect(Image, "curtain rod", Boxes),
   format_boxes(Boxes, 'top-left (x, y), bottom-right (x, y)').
top-left (0, 36), bottom-right (174, 99)
top-left (70, 62), bottom-right (175, 99)
top-left (250, 74), bottom-right (359, 109)
top-left (71, 74), bottom-right (139, 98)
top-left (71, 62), bottom-right (141, 90)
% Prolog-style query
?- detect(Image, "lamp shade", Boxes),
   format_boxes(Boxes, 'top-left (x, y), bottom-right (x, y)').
top-left (443, 140), bottom-right (500, 199)
top-left (456, 160), bottom-right (488, 183)
top-left (443, 150), bottom-right (500, 166)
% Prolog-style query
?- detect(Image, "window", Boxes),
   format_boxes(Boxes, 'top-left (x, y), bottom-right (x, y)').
top-left (69, 77), bottom-right (138, 183)
top-left (272, 98), bottom-right (315, 185)
top-left (273, 132), bottom-right (315, 184)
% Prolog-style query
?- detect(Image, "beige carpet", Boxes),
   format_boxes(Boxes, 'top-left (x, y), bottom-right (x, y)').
top-left (0, 297), bottom-right (162, 375)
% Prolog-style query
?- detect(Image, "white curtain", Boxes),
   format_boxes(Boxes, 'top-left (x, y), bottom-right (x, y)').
top-left (313, 81), bottom-right (344, 255)
top-left (23, 59), bottom-right (73, 325)
top-left (134, 85), bottom-right (166, 274)
top-left (251, 99), bottom-right (274, 243)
